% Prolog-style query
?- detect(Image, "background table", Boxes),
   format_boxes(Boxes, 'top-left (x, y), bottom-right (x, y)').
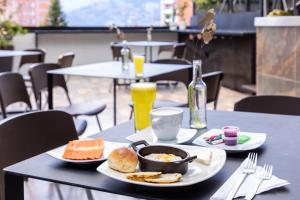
top-left (0, 50), bottom-right (41, 57)
top-left (115, 41), bottom-right (176, 62)
top-left (0, 50), bottom-right (41, 72)
top-left (4, 110), bottom-right (298, 200)
top-left (47, 61), bottom-right (192, 125)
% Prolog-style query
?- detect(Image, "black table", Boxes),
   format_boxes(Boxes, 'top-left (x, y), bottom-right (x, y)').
top-left (115, 41), bottom-right (176, 62)
top-left (4, 110), bottom-right (298, 200)
top-left (47, 61), bottom-right (191, 125)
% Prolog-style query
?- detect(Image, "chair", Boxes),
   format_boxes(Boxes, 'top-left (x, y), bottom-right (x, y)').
top-left (234, 95), bottom-right (300, 115)
top-left (57, 52), bottom-right (75, 68)
top-left (157, 43), bottom-right (186, 59)
top-left (0, 72), bottom-right (87, 136)
top-left (18, 48), bottom-right (46, 82)
top-left (110, 42), bottom-right (132, 61)
top-left (0, 72), bottom-right (32, 119)
top-left (203, 71), bottom-right (224, 110)
top-left (0, 110), bottom-right (93, 200)
top-left (110, 42), bottom-right (133, 88)
top-left (241, 84), bottom-right (256, 95)
top-left (172, 43), bottom-right (187, 59)
top-left (110, 42), bottom-right (123, 61)
top-left (29, 63), bottom-right (106, 131)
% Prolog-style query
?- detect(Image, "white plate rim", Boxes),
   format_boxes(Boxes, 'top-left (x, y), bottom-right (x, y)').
top-left (97, 145), bottom-right (226, 187)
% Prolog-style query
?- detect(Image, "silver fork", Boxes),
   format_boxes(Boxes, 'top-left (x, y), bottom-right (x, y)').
top-left (225, 152), bottom-right (257, 200)
top-left (245, 164), bottom-right (273, 200)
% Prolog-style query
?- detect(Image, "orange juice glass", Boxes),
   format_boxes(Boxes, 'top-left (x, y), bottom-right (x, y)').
top-left (131, 82), bottom-right (156, 131)
top-left (133, 55), bottom-right (145, 77)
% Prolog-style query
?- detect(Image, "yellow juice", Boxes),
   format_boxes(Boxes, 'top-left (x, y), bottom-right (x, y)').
top-left (133, 55), bottom-right (145, 77)
top-left (131, 82), bottom-right (156, 131)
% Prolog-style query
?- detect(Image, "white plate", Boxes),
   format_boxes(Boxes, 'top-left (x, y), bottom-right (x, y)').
top-left (193, 129), bottom-right (267, 152)
top-left (47, 140), bottom-right (128, 164)
top-left (126, 127), bottom-right (197, 144)
top-left (97, 144), bottom-right (226, 187)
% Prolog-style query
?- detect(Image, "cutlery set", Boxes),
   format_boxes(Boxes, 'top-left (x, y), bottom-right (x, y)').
top-left (226, 152), bottom-right (273, 200)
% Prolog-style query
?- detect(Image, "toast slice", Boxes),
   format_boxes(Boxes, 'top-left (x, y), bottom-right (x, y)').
top-left (126, 172), bottom-right (161, 182)
top-left (145, 173), bottom-right (182, 184)
top-left (63, 138), bottom-right (104, 160)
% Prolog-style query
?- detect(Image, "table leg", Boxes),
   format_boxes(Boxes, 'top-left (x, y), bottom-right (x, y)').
top-left (144, 47), bottom-right (148, 62)
top-left (47, 73), bottom-right (53, 109)
top-left (4, 173), bottom-right (24, 200)
top-left (150, 46), bottom-right (153, 62)
top-left (113, 79), bottom-right (117, 125)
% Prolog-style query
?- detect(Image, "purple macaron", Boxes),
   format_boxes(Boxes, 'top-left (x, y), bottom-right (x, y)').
top-left (222, 126), bottom-right (239, 137)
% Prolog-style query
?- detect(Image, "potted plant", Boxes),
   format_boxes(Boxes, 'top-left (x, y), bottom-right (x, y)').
top-left (176, 0), bottom-right (189, 30)
top-left (0, 18), bottom-right (27, 50)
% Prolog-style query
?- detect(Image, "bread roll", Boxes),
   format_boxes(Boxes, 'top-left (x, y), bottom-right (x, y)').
top-left (108, 147), bottom-right (138, 173)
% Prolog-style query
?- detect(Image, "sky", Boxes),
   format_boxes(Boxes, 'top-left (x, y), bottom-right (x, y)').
top-left (60, 0), bottom-right (109, 12)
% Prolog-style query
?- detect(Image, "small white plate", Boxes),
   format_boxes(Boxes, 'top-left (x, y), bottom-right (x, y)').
top-left (126, 127), bottom-right (197, 144)
top-left (193, 129), bottom-right (267, 152)
top-left (97, 144), bottom-right (226, 187)
top-left (47, 140), bottom-right (128, 164)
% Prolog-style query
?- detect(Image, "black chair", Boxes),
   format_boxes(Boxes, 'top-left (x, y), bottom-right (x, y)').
top-left (18, 48), bottom-right (46, 82)
top-left (0, 110), bottom-right (78, 200)
top-left (110, 42), bottom-right (132, 61)
top-left (157, 43), bottom-right (186, 59)
top-left (203, 71), bottom-right (224, 110)
top-left (234, 95), bottom-right (300, 115)
top-left (172, 43), bottom-right (187, 59)
top-left (58, 52), bottom-right (75, 68)
top-left (29, 63), bottom-right (106, 131)
top-left (0, 72), bottom-right (32, 119)
top-left (0, 72), bottom-right (87, 135)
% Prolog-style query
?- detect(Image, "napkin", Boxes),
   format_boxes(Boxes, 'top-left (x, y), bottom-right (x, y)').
top-left (210, 158), bottom-right (289, 200)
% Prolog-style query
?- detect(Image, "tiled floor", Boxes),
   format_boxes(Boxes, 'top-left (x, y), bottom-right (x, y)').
top-left (9, 76), bottom-right (248, 200)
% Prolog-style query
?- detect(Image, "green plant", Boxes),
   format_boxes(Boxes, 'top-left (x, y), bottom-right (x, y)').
top-left (194, 0), bottom-right (220, 11)
top-left (48, 0), bottom-right (67, 27)
top-left (0, 19), bottom-right (27, 47)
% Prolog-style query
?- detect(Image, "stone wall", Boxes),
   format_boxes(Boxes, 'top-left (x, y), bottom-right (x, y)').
top-left (256, 27), bottom-right (300, 96)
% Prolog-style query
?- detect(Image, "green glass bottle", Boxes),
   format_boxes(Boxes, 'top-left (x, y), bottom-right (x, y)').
top-left (188, 60), bottom-right (207, 129)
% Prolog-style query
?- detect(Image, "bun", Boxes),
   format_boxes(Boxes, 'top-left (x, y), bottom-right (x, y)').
top-left (108, 147), bottom-right (138, 173)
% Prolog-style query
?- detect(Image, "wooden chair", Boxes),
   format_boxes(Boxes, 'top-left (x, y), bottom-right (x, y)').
top-left (29, 63), bottom-right (106, 131)
top-left (0, 110), bottom-right (78, 200)
top-left (234, 95), bottom-right (300, 115)
top-left (0, 72), bottom-right (87, 135)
